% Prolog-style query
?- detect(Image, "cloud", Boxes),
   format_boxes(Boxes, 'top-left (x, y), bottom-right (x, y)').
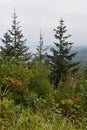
top-left (0, 0), bottom-right (87, 48)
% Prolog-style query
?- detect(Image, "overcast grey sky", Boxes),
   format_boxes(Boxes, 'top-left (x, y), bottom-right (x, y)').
top-left (0, 0), bottom-right (87, 50)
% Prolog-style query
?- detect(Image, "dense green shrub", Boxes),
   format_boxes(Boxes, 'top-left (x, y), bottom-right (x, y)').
top-left (1, 98), bottom-right (82, 130)
top-left (28, 62), bottom-right (53, 97)
top-left (0, 58), bottom-right (30, 105)
top-left (51, 74), bottom-right (87, 126)
top-left (0, 58), bottom-right (87, 130)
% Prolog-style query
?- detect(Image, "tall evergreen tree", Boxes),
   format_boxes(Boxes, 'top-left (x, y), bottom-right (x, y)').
top-left (48, 19), bottom-right (79, 88)
top-left (35, 30), bottom-right (48, 62)
top-left (0, 32), bottom-right (13, 58)
top-left (0, 10), bottom-right (31, 61)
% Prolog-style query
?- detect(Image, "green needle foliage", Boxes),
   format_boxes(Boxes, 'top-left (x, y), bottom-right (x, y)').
top-left (35, 30), bottom-right (48, 63)
top-left (0, 10), bottom-right (31, 62)
top-left (48, 19), bottom-right (80, 88)
top-left (0, 11), bottom-right (86, 130)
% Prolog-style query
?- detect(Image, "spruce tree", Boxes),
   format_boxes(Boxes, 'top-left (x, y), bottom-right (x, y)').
top-left (0, 32), bottom-right (13, 58)
top-left (49, 19), bottom-right (79, 88)
top-left (35, 30), bottom-right (48, 63)
top-left (0, 11), bottom-right (31, 61)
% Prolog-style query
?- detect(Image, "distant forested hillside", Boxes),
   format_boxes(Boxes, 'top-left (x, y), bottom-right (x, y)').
top-left (72, 46), bottom-right (87, 66)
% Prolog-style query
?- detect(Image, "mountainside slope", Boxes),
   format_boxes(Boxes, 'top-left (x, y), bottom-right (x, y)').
top-left (72, 46), bottom-right (87, 66)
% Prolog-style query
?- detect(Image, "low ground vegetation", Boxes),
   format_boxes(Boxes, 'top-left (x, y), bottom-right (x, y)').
top-left (0, 58), bottom-right (87, 130)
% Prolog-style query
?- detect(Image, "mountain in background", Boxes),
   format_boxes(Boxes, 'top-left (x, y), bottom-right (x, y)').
top-left (72, 45), bottom-right (87, 66)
